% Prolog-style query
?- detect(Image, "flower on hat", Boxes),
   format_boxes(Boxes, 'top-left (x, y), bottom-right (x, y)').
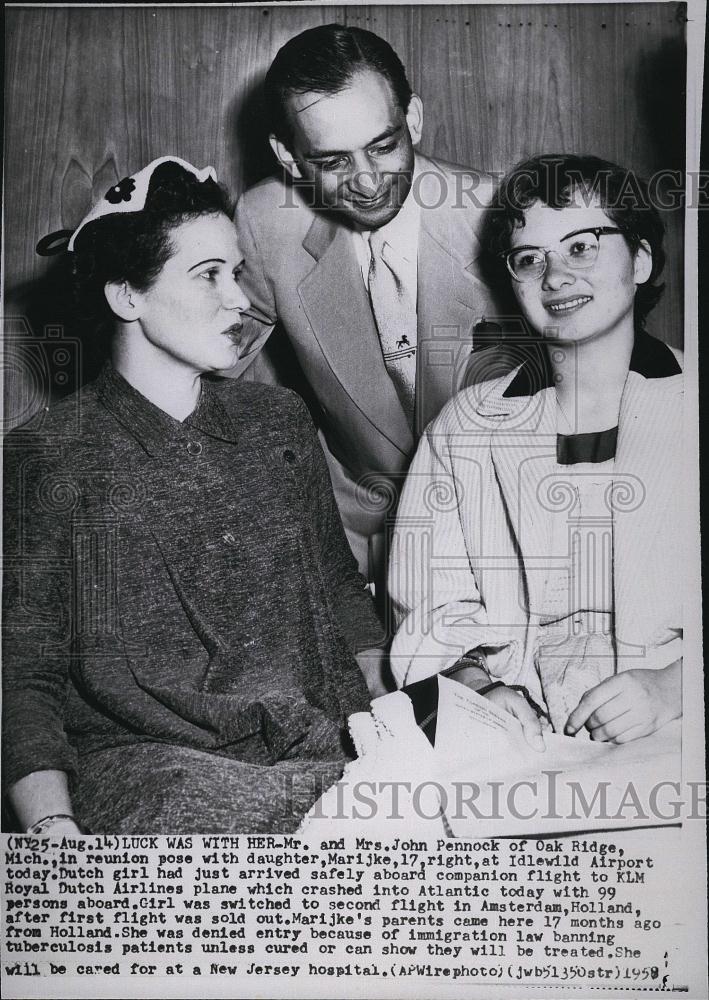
top-left (105, 177), bottom-right (136, 204)
top-left (64, 158), bottom-right (217, 252)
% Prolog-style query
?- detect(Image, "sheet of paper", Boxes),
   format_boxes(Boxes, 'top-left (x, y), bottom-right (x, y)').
top-left (433, 677), bottom-right (681, 836)
top-left (434, 674), bottom-right (611, 772)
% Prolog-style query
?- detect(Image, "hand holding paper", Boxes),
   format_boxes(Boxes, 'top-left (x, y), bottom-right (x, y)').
top-left (565, 660), bottom-right (683, 742)
top-left (484, 684), bottom-right (547, 752)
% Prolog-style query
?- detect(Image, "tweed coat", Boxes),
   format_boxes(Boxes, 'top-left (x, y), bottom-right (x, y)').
top-left (2, 365), bottom-right (383, 831)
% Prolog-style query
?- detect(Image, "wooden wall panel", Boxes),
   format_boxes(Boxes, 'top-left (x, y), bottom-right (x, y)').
top-left (3, 3), bottom-right (687, 423)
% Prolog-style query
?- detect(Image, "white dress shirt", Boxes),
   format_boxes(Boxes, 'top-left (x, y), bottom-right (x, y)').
top-left (352, 157), bottom-right (422, 310)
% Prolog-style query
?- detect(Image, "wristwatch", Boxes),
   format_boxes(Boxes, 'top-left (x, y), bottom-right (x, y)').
top-left (26, 814), bottom-right (91, 835)
top-left (442, 649), bottom-right (491, 682)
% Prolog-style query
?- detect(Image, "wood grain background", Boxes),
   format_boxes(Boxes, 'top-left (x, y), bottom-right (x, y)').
top-left (3, 3), bottom-right (687, 424)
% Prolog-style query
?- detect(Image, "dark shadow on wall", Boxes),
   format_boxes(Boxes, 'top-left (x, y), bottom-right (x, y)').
top-left (3, 258), bottom-right (111, 431)
top-left (227, 72), bottom-right (278, 193)
top-left (224, 71), bottom-right (329, 408)
top-left (636, 31), bottom-right (687, 173)
top-left (634, 29), bottom-right (687, 348)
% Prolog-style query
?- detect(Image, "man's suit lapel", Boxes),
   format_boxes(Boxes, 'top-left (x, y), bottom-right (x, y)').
top-left (295, 158), bottom-right (500, 453)
top-left (298, 213), bottom-right (413, 457)
top-left (416, 163), bottom-right (497, 430)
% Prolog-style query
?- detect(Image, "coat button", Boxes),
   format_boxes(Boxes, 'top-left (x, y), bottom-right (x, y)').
top-left (186, 440), bottom-right (202, 456)
top-left (283, 449), bottom-right (295, 464)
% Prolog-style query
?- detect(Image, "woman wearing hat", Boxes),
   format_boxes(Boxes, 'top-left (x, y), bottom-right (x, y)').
top-left (3, 157), bottom-right (386, 834)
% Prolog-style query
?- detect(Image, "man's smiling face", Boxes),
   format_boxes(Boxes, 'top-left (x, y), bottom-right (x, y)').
top-left (279, 68), bottom-right (423, 230)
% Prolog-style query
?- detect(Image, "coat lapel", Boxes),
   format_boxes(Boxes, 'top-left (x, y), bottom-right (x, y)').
top-left (417, 227), bottom-right (480, 429)
top-left (612, 371), bottom-right (683, 659)
top-left (297, 214), bottom-right (412, 457)
top-left (486, 387), bottom-right (557, 618)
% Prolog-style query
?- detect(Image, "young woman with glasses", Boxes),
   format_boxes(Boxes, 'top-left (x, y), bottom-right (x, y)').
top-left (387, 154), bottom-right (684, 748)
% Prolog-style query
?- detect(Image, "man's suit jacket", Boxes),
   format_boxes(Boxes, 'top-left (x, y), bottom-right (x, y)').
top-left (388, 333), bottom-right (686, 706)
top-left (232, 154), bottom-right (502, 513)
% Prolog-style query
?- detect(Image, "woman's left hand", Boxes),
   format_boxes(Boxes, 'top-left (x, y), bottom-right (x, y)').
top-left (564, 659), bottom-right (682, 743)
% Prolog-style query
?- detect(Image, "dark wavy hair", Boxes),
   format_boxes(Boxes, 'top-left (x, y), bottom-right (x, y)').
top-left (71, 160), bottom-right (232, 334)
top-left (481, 153), bottom-right (665, 332)
top-left (265, 24), bottom-right (413, 149)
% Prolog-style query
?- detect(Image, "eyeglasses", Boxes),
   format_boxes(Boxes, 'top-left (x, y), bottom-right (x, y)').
top-left (501, 227), bottom-right (624, 282)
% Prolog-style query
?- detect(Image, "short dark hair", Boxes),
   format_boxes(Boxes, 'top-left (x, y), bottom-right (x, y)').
top-left (265, 23), bottom-right (413, 148)
top-left (72, 160), bottom-right (231, 332)
top-left (482, 153), bottom-right (665, 331)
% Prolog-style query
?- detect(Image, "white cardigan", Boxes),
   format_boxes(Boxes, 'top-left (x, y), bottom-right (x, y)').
top-left (388, 336), bottom-right (685, 708)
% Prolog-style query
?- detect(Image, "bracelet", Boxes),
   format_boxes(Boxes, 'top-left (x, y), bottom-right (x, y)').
top-left (26, 814), bottom-right (89, 836)
top-left (475, 681), bottom-right (550, 721)
top-left (475, 680), bottom-right (507, 698)
top-left (443, 651), bottom-right (490, 681)
top-left (506, 684), bottom-right (550, 720)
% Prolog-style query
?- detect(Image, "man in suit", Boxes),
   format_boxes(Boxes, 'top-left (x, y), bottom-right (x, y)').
top-left (232, 24), bottom-right (503, 581)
